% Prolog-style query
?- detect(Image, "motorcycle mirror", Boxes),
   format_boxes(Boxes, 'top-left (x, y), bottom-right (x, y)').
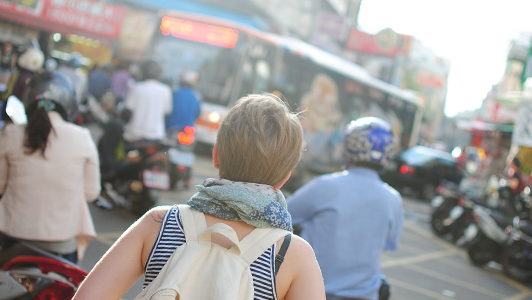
top-left (5, 95), bottom-right (27, 125)
top-left (513, 216), bottom-right (520, 229)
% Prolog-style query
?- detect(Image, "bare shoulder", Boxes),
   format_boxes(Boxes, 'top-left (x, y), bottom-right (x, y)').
top-left (276, 234), bottom-right (325, 300)
top-left (276, 234), bottom-right (319, 269)
top-left (134, 205), bottom-right (173, 234)
top-left (139, 205), bottom-right (172, 228)
top-left (285, 234), bottom-right (317, 260)
top-left (147, 205), bottom-right (172, 223)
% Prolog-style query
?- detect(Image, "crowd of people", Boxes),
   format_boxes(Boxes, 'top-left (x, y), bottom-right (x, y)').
top-left (5, 46), bottom-right (527, 300)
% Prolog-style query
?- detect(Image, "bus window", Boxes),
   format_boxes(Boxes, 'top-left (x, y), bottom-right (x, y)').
top-left (253, 60), bottom-right (271, 93)
top-left (197, 47), bottom-right (241, 106)
top-left (237, 59), bottom-right (254, 97)
top-left (147, 17), bottom-right (246, 106)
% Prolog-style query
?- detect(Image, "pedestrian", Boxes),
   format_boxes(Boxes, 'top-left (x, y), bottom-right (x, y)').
top-left (0, 71), bottom-right (101, 263)
top-left (72, 94), bottom-right (326, 300)
top-left (288, 117), bottom-right (404, 300)
top-left (166, 70), bottom-right (201, 133)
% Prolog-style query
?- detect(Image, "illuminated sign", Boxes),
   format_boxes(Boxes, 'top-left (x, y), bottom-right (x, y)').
top-left (160, 16), bottom-right (239, 49)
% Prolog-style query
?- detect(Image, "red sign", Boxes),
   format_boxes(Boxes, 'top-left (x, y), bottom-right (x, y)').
top-left (414, 71), bottom-right (446, 88)
top-left (344, 29), bottom-right (412, 58)
top-left (0, 0), bottom-right (125, 40)
top-left (160, 16), bottom-right (239, 49)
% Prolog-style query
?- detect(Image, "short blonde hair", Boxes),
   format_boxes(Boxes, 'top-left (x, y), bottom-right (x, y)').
top-left (216, 94), bottom-right (303, 186)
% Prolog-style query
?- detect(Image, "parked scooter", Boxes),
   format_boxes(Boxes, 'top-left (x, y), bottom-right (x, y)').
top-left (467, 186), bottom-right (532, 282)
top-left (501, 187), bottom-right (532, 282)
top-left (0, 233), bottom-right (87, 300)
top-left (430, 181), bottom-right (462, 236)
top-left (430, 181), bottom-right (478, 244)
top-left (166, 126), bottom-right (196, 190)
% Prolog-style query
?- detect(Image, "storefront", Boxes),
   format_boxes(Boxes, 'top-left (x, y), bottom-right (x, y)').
top-left (0, 0), bottom-right (125, 66)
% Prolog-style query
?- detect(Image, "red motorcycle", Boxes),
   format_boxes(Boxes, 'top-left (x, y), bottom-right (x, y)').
top-left (0, 233), bottom-right (87, 299)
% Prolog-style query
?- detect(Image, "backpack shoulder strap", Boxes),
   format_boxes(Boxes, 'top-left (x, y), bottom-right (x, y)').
top-left (239, 228), bottom-right (291, 265)
top-left (274, 234), bottom-right (291, 274)
top-left (176, 204), bottom-right (207, 242)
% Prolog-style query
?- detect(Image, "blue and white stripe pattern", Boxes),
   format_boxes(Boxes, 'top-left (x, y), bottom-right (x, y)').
top-left (143, 206), bottom-right (278, 300)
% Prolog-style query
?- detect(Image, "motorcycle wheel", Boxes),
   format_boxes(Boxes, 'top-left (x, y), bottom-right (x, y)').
top-left (502, 243), bottom-right (532, 283)
top-left (451, 218), bottom-right (470, 243)
top-left (431, 210), bottom-right (451, 236)
top-left (132, 188), bottom-right (156, 216)
top-left (467, 236), bottom-right (495, 266)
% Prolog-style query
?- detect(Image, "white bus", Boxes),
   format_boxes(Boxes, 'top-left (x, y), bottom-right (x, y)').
top-left (145, 10), bottom-right (422, 175)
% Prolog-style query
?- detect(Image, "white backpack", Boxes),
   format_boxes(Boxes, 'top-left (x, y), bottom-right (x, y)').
top-left (134, 205), bottom-right (290, 300)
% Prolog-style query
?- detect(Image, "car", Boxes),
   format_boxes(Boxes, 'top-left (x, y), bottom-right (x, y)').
top-left (380, 146), bottom-right (463, 200)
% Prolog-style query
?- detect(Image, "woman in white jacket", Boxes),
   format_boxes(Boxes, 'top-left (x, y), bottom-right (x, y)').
top-left (0, 71), bottom-right (101, 263)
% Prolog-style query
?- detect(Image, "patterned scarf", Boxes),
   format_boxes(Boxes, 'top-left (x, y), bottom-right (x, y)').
top-left (188, 178), bottom-right (293, 231)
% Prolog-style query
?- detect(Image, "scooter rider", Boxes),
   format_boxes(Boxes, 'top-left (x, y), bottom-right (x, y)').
top-left (287, 117), bottom-right (404, 300)
top-left (166, 70), bottom-right (201, 134)
top-left (123, 60), bottom-right (172, 143)
top-left (1, 48), bottom-right (44, 126)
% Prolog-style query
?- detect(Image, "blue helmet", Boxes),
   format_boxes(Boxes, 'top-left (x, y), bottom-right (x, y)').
top-left (343, 117), bottom-right (397, 168)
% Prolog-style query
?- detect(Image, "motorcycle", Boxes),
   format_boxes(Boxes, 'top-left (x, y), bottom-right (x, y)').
top-left (430, 181), bottom-right (461, 236)
top-left (467, 186), bottom-right (531, 281)
top-left (502, 215), bottom-right (532, 282)
top-left (501, 187), bottom-right (532, 282)
top-left (166, 126), bottom-right (196, 190)
top-left (430, 181), bottom-right (478, 244)
top-left (100, 139), bottom-right (170, 216)
top-left (92, 101), bottom-right (171, 216)
top-left (0, 233), bottom-right (87, 300)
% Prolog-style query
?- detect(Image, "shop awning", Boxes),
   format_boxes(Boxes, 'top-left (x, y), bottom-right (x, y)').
top-left (0, 0), bottom-right (125, 43)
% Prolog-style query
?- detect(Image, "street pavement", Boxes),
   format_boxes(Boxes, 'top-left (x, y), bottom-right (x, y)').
top-left (82, 153), bottom-right (532, 300)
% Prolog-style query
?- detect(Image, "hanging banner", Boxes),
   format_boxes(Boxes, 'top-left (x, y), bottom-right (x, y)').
top-left (0, 0), bottom-right (125, 40)
top-left (116, 7), bottom-right (159, 60)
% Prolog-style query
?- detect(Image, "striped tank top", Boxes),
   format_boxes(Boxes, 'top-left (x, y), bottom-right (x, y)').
top-left (143, 205), bottom-right (278, 300)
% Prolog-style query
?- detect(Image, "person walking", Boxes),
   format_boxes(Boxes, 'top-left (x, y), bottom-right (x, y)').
top-left (73, 94), bottom-right (325, 300)
top-left (288, 117), bottom-right (404, 300)
top-left (0, 71), bottom-right (101, 263)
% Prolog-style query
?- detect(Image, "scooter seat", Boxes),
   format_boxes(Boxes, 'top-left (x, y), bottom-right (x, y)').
top-left (519, 220), bottom-right (532, 237)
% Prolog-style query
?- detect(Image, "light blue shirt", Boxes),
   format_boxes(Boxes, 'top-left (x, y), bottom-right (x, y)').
top-left (287, 167), bottom-right (404, 300)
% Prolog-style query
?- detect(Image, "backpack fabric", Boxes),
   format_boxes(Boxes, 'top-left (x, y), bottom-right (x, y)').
top-left (134, 205), bottom-right (290, 300)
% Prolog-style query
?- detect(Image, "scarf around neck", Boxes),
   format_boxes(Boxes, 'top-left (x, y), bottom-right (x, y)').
top-left (187, 178), bottom-right (293, 231)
